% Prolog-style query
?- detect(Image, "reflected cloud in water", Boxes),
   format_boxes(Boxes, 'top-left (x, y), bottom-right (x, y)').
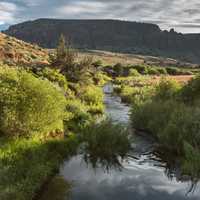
top-left (40, 85), bottom-right (200, 200)
top-left (60, 153), bottom-right (200, 200)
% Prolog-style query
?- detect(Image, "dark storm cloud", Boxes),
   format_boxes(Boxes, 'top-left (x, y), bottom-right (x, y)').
top-left (1, 0), bottom-right (200, 33)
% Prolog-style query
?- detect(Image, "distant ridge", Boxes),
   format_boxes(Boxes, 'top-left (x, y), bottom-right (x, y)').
top-left (4, 18), bottom-right (200, 63)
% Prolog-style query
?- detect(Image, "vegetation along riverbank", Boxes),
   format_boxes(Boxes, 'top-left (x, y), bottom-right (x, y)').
top-left (1, 31), bottom-right (200, 199)
top-left (112, 64), bottom-right (200, 179)
top-left (0, 34), bottom-right (133, 200)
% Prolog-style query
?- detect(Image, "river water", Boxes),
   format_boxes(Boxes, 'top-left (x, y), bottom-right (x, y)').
top-left (40, 84), bottom-right (200, 200)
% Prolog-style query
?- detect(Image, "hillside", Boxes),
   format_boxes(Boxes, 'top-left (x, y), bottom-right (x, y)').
top-left (0, 31), bottom-right (197, 69)
top-left (0, 32), bottom-right (198, 70)
top-left (79, 50), bottom-right (198, 68)
top-left (4, 19), bottom-right (200, 64)
top-left (0, 33), bottom-right (48, 66)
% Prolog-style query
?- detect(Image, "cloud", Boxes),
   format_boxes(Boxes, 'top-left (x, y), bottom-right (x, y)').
top-left (1, 0), bottom-right (200, 33)
top-left (57, 1), bottom-right (108, 18)
top-left (0, 2), bottom-right (18, 23)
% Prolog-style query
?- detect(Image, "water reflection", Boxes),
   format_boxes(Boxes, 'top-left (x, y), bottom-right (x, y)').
top-left (59, 89), bottom-right (200, 200)
top-left (41, 84), bottom-right (200, 200)
top-left (79, 120), bottom-right (131, 171)
top-left (152, 149), bottom-right (199, 194)
top-left (60, 153), bottom-right (200, 200)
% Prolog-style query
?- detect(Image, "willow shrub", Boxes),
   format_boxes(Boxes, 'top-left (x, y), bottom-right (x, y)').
top-left (65, 99), bottom-right (92, 132)
top-left (0, 67), bottom-right (66, 137)
top-left (131, 79), bottom-right (182, 144)
top-left (131, 78), bottom-right (200, 152)
top-left (37, 67), bottom-right (68, 91)
top-left (0, 135), bottom-right (78, 200)
top-left (78, 84), bottom-right (104, 115)
top-left (79, 120), bottom-right (131, 170)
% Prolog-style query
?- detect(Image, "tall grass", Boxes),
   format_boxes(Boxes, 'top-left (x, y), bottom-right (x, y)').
top-left (131, 76), bottom-right (200, 179)
top-left (0, 136), bottom-right (78, 200)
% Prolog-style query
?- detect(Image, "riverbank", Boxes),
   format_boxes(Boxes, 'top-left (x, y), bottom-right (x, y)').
top-left (38, 85), bottom-right (200, 200)
top-left (114, 74), bottom-right (200, 180)
top-left (0, 135), bottom-right (79, 200)
top-left (0, 64), bottom-right (106, 200)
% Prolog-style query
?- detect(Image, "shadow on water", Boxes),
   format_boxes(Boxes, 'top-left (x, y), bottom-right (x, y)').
top-left (39, 176), bottom-right (72, 200)
top-left (39, 141), bottom-right (200, 200)
top-left (152, 147), bottom-right (200, 195)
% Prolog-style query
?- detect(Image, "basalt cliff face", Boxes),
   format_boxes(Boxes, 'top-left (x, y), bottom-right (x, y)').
top-left (4, 19), bottom-right (200, 63)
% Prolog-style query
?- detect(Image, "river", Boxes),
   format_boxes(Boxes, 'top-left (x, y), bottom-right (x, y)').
top-left (39, 84), bottom-right (200, 200)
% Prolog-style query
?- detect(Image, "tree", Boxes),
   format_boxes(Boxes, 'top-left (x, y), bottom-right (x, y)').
top-left (50, 34), bottom-right (77, 80)
top-left (56, 34), bottom-right (67, 66)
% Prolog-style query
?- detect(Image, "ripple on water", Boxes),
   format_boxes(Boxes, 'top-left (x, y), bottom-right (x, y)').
top-left (40, 85), bottom-right (200, 200)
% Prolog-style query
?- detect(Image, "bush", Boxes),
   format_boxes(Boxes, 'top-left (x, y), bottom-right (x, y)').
top-left (0, 136), bottom-right (78, 200)
top-left (79, 120), bottom-right (131, 169)
top-left (92, 60), bottom-right (103, 68)
top-left (181, 75), bottom-right (200, 104)
top-left (37, 68), bottom-right (68, 91)
top-left (131, 76), bottom-right (200, 157)
top-left (166, 67), bottom-right (183, 75)
top-left (154, 78), bottom-right (181, 101)
top-left (65, 99), bottom-right (92, 132)
top-left (129, 69), bottom-right (140, 76)
top-left (132, 99), bottom-right (175, 135)
top-left (182, 142), bottom-right (200, 178)
top-left (132, 65), bottom-right (147, 74)
top-left (0, 67), bottom-right (66, 137)
top-left (78, 85), bottom-right (104, 108)
top-left (120, 85), bottom-right (136, 103)
top-left (146, 67), bottom-right (160, 75)
top-left (157, 67), bottom-right (168, 75)
top-left (113, 63), bottom-right (124, 76)
top-left (93, 72), bottom-right (111, 86)
top-left (161, 106), bottom-right (200, 153)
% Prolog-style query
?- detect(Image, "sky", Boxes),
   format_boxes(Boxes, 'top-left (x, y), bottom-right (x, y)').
top-left (1, 0), bottom-right (200, 33)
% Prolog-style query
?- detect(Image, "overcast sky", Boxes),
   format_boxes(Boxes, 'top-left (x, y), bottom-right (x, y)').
top-left (1, 0), bottom-right (200, 33)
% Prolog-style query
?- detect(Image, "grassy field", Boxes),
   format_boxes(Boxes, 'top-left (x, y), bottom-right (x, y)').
top-left (147, 75), bottom-right (193, 84)
top-left (1, 32), bottom-right (199, 70)
top-left (78, 50), bottom-right (199, 68)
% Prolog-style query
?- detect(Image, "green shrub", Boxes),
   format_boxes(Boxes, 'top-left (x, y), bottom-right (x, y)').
top-left (161, 106), bottom-right (200, 153)
top-left (78, 85), bottom-right (104, 113)
top-left (0, 136), bottom-right (78, 200)
top-left (0, 67), bottom-right (66, 137)
top-left (132, 100), bottom-right (174, 135)
top-left (37, 68), bottom-right (68, 91)
top-left (181, 75), bottom-right (200, 104)
top-left (120, 85), bottom-right (136, 103)
top-left (166, 67), bottom-right (182, 75)
top-left (65, 99), bottom-right (92, 132)
top-left (157, 67), bottom-right (168, 75)
top-left (79, 120), bottom-right (131, 169)
top-left (154, 78), bottom-right (181, 101)
top-left (93, 72), bottom-right (111, 86)
top-left (129, 69), bottom-right (140, 76)
top-left (131, 75), bottom-right (200, 158)
top-left (113, 63), bottom-right (124, 76)
top-left (182, 142), bottom-right (200, 178)
top-left (131, 86), bottom-right (154, 106)
top-left (92, 60), bottom-right (103, 68)
top-left (146, 67), bottom-right (160, 75)
top-left (132, 65), bottom-right (148, 74)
